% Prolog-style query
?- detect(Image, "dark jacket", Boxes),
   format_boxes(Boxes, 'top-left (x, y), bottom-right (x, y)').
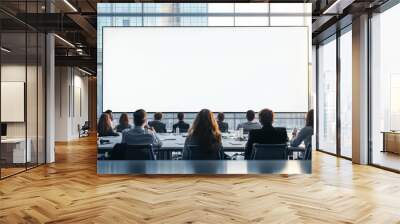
top-left (173, 121), bottom-right (190, 133)
top-left (148, 120), bottom-right (167, 133)
top-left (98, 127), bottom-right (119, 137)
top-left (245, 125), bottom-right (288, 159)
top-left (217, 121), bottom-right (229, 133)
top-left (115, 123), bottom-right (132, 132)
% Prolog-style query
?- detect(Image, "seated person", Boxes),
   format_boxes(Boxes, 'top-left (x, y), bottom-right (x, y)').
top-left (98, 113), bottom-right (119, 137)
top-left (290, 109), bottom-right (314, 148)
top-left (183, 109), bottom-right (223, 160)
top-left (217, 112), bottom-right (229, 133)
top-left (237, 110), bottom-right (262, 134)
top-left (116, 113), bottom-right (132, 132)
top-left (245, 108), bottom-right (288, 159)
top-left (173, 112), bottom-right (190, 133)
top-left (148, 112), bottom-right (167, 133)
top-left (121, 109), bottom-right (161, 148)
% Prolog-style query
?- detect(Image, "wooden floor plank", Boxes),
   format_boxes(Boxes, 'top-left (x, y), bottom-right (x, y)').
top-left (0, 136), bottom-right (399, 223)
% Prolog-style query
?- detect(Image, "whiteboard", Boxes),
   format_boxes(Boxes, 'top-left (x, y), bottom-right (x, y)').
top-left (103, 27), bottom-right (309, 112)
top-left (1, 82), bottom-right (25, 122)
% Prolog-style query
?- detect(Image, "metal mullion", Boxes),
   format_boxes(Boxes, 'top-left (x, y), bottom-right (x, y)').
top-left (25, 0), bottom-right (28, 171)
top-left (336, 30), bottom-right (341, 157)
top-left (44, 0), bottom-right (48, 164)
top-left (36, 0), bottom-right (39, 167)
top-left (367, 11), bottom-right (373, 166)
top-left (316, 45), bottom-right (320, 150)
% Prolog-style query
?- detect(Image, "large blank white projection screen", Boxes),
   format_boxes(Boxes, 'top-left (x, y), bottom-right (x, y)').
top-left (103, 27), bottom-right (309, 112)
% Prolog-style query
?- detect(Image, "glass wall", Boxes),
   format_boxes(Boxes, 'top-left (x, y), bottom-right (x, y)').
top-left (0, 2), bottom-right (46, 179)
top-left (371, 3), bottom-right (400, 171)
top-left (316, 26), bottom-right (353, 159)
top-left (317, 36), bottom-right (337, 154)
top-left (339, 28), bottom-right (352, 158)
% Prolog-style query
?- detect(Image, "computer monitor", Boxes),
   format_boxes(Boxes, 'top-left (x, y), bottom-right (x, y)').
top-left (1, 123), bottom-right (7, 137)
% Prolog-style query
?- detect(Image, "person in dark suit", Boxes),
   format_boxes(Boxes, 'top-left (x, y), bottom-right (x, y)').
top-left (148, 112), bottom-right (167, 133)
top-left (217, 112), bottom-right (229, 133)
top-left (173, 112), bottom-right (190, 133)
top-left (245, 108), bottom-right (288, 159)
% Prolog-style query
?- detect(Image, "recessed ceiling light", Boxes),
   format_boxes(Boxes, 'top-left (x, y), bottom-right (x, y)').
top-left (54, 34), bottom-right (75, 48)
top-left (78, 67), bottom-right (93, 76)
top-left (1, 47), bottom-right (11, 53)
top-left (63, 0), bottom-right (78, 12)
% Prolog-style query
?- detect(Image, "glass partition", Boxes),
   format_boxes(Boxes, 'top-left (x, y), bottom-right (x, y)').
top-left (339, 28), bottom-right (352, 158)
top-left (1, 30), bottom-right (28, 177)
top-left (317, 36), bottom-right (337, 154)
top-left (371, 4), bottom-right (400, 171)
top-left (0, 2), bottom-right (46, 179)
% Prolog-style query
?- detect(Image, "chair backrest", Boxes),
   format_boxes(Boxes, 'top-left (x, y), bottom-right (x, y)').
top-left (82, 121), bottom-right (90, 129)
top-left (110, 143), bottom-right (155, 160)
top-left (186, 145), bottom-right (223, 160)
top-left (251, 143), bottom-right (287, 160)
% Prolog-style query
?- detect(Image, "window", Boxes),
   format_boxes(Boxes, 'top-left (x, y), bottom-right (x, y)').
top-left (339, 28), bottom-right (352, 158)
top-left (371, 3), bottom-right (400, 171)
top-left (318, 36), bottom-right (337, 154)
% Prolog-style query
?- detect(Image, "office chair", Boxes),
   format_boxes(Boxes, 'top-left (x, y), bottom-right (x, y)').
top-left (78, 121), bottom-right (90, 138)
top-left (110, 143), bottom-right (155, 160)
top-left (251, 144), bottom-right (288, 160)
top-left (185, 145), bottom-right (224, 160)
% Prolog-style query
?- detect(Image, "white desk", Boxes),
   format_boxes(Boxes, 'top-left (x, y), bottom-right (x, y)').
top-left (97, 133), bottom-right (305, 160)
top-left (1, 138), bottom-right (31, 163)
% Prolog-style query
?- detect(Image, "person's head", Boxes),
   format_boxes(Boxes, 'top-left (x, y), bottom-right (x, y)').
top-left (134, 109), bottom-right (147, 127)
top-left (119, 113), bottom-right (129, 126)
top-left (217, 112), bottom-right (225, 122)
top-left (154, 112), bottom-right (163, 121)
top-left (177, 112), bottom-right (185, 121)
top-left (105, 110), bottom-right (113, 121)
top-left (306, 109), bottom-right (314, 127)
top-left (259, 108), bottom-right (274, 127)
top-left (98, 113), bottom-right (112, 133)
top-left (189, 109), bottom-right (221, 148)
top-left (246, 110), bottom-right (256, 122)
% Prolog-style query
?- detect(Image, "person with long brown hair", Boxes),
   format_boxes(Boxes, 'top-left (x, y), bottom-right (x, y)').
top-left (116, 113), bottom-right (132, 132)
top-left (98, 113), bottom-right (119, 137)
top-left (290, 109), bottom-right (314, 148)
top-left (183, 109), bottom-right (223, 160)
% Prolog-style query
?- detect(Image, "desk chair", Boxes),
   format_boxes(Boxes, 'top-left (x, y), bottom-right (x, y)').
top-left (110, 143), bottom-right (155, 160)
top-left (185, 145), bottom-right (224, 160)
top-left (251, 144), bottom-right (287, 160)
top-left (78, 121), bottom-right (90, 138)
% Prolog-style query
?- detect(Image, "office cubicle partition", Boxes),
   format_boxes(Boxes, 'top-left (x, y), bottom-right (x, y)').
top-left (0, 1), bottom-right (47, 179)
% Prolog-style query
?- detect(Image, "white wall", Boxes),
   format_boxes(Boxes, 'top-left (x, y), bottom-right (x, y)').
top-left (55, 67), bottom-right (89, 141)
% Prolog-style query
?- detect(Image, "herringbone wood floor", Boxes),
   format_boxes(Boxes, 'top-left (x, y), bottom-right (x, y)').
top-left (1, 136), bottom-right (400, 224)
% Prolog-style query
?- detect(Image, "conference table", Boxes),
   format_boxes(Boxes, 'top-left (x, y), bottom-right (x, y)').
top-left (98, 132), bottom-right (305, 160)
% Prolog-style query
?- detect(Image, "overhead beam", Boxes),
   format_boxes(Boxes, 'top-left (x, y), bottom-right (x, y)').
top-left (55, 55), bottom-right (96, 72)
top-left (67, 14), bottom-right (97, 46)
